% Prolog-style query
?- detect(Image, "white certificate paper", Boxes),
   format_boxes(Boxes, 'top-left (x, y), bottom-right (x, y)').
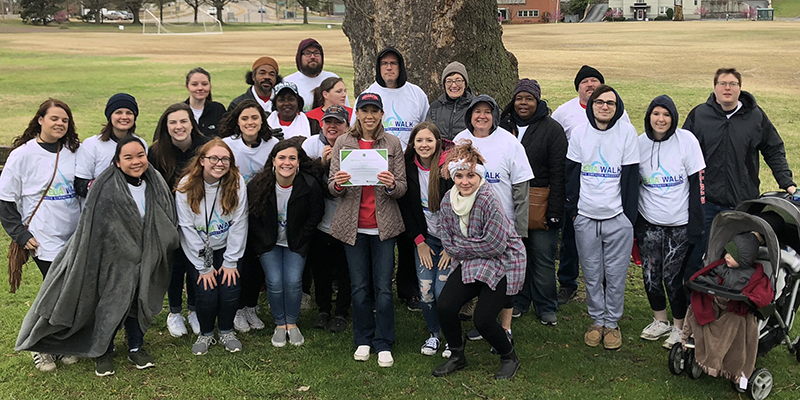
top-left (339, 149), bottom-right (389, 186)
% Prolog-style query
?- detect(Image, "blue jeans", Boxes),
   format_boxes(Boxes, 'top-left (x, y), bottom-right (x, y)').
top-left (515, 228), bottom-right (559, 316)
top-left (413, 236), bottom-right (450, 335)
top-left (187, 248), bottom-right (241, 335)
top-left (105, 316), bottom-right (144, 355)
top-left (558, 210), bottom-right (580, 291)
top-left (259, 246), bottom-right (306, 326)
top-left (343, 233), bottom-right (397, 352)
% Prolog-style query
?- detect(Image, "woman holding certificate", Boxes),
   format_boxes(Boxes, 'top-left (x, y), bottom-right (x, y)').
top-left (328, 92), bottom-right (407, 368)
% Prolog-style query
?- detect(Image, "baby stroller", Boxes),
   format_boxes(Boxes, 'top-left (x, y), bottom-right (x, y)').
top-left (668, 192), bottom-right (800, 400)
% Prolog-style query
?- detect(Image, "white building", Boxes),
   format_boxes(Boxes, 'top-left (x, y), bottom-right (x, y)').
top-left (607, 0), bottom-right (702, 20)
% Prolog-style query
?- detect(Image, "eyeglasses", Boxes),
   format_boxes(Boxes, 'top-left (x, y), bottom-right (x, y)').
top-left (380, 61), bottom-right (399, 67)
top-left (204, 156), bottom-right (231, 166)
top-left (716, 81), bottom-right (740, 88)
top-left (593, 100), bottom-right (617, 108)
top-left (445, 78), bottom-right (464, 86)
top-left (302, 51), bottom-right (321, 57)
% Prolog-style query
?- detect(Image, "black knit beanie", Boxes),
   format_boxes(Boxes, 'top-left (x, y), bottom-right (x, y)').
top-left (105, 93), bottom-right (139, 120)
top-left (574, 65), bottom-right (605, 91)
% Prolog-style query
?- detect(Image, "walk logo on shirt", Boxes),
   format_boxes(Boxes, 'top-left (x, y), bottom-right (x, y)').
top-left (196, 210), bottom-right (231, 238)
top-left (242, 159), bottom-right (259, 185)
top-left (278, 197), bottom-right (289, 229)
top-left (642, 165), bottom-right (684, 194)
top-left (581, 147), bottom-right (620, 185)
top-left (484, 171), bottom-right (501, 184)
top-left (45, 169), bottom-right (77, 204)
top-left (382, 103), bottom-right (414, 135)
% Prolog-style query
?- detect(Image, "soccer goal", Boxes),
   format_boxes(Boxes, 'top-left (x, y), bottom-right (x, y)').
top-left (142, 8), bottom-right (223, 35)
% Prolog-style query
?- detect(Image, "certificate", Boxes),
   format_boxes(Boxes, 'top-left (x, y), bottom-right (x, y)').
top-left (339, 149), bottom-right (388, 186)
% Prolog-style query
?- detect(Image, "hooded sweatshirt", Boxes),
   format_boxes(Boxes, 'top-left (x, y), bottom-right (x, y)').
top-left (284, 38), bottom-right (348, 111)
top-left (638, 95), bottom-right (706, 239)
top-left (453, 95), bottom-right (534, 234)
top-left (565, 88), bottom-right (639, 223)
top-left (364, 47), bottom-right (429, 151)
top-left (683, 91), bottom-right (794, 208)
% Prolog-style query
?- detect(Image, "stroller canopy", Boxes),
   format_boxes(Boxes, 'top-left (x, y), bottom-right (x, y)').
top-left (705, 211), bottom-right (780, 283)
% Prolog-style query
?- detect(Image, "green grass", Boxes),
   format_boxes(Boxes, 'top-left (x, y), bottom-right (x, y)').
top-left (773, 0), bottom-right (800, 18)
top-left (1, 23), bottom-right (800, 399)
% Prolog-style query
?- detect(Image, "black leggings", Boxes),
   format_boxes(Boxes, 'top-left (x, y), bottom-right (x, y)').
top-left (237, 251), bottom-right (264, 309)
top-left (437, 266), bottom-right (512, 354)
top-left (33, 257), bottom-right (51, 279)
top-left (634, 217), bottom-right (690, 320)
top-left (307, 229), bottom-right (351, 317)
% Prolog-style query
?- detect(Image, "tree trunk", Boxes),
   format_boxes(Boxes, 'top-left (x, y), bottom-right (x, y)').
top-left (159, 3), bottom-right (163, 21)
top-left (674, 4), bottom-right (684, 20)
top-left (303, 5), bottom-right (308, 23)
top-left (343, 0), bottom-right (518, 103)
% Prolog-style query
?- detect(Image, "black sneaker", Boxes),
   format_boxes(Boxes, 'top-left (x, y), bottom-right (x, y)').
top-left (406, 297), bottom-right (422, 312)
top-left (328, 316), bottom-right (348, 333)
top-left (466, 328), bottom-right (483, 341)
top-left (313, 312), bottom-right (331, 330)
top-left (511, 307), bottom-right (525, 318)
top-left (95, 353), bottom-right (115, 377)
top-left (128, 349), bottom-right (155, 369)
top-left (556, 287), bottom-right (577, 305)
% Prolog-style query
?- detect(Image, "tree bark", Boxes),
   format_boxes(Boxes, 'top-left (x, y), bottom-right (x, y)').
top-left (343, 0), bottom-right (518, 103)
top-left (674, 4), bottom-right (684, 20)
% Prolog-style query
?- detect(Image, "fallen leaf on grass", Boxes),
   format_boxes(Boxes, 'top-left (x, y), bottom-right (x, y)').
top-left (298, 386), bottom-right (310, 392)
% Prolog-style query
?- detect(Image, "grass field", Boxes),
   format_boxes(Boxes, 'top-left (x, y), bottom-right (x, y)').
top-left (0, 19), bottom-right (799, 400)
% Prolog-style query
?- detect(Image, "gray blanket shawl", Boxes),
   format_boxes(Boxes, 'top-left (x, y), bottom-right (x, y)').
top-left (15, 166), bottom-right (179, 358)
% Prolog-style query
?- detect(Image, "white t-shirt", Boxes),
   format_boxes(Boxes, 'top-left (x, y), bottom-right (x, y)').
top-left (176, 175), bottom-right (249, 274)
top-left (361, 82), bottom-right (430, 151)
top-left (567, 120), bottom-right (640, 220)
top-left (191, 107), bottom-right (203, 124)
top-left (276, 183), bottom-right (292, 247)
top-left (552, 97), bottom-right (631, 141)
top-left (284, 70), bottom-right (350, 112)
top-left (75, 134), bottom-right (148, 180)
top-left (0, 140), bottom-right (81, 261)
top-left (302, 135), bottom-right (340, 234)
top-left (267, 112), bottom-right (313, 140)
top-left (222, 136), bottom-right (278, 184)
top-left (418, 168), bottom-right (441, 239)
top-left (516, 125), bottom-right (527, 142)
top-left (638, 128), bottom-right (706, 226)
top-left (251, 86), bottom-right (272, 114)
top-left (127, 181), bottom-right (147, 220)
top-left (453, 127), bottom-right (535, 224)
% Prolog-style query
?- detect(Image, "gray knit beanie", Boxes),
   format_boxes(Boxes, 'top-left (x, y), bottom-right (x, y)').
top-left (441, 61), bottom-right (469, 88)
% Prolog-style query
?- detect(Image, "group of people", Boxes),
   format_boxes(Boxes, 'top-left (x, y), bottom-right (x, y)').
top-left (1, 35), bottom-right (795, 381)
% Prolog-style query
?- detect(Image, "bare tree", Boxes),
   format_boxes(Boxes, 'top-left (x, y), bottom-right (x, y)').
top-left (82, 0), bottom-right (109, 23)
top-left (208, 0), bottom-right (231, 23)
top-left (343, 0), bottom-right (518, 102)
top-left (120, 0), bottom-right (145, 23)
top-left (296, 0), bottom-right (317, 23)
top-left (184, 0), bottom-right (203, 24)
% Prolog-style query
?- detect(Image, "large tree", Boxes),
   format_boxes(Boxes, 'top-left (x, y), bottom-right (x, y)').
top-left (120, 0), bottom-right (145, 24)
top-left (82, 0), bottom-right (109, 23)
top-left (296, 0), bottom-right (317, 24)
top-left (20, 0), bottom-right (63, 24)
top-left (184, 0), bottom-right (203, 24)
top-left (208, 0), bottom-right (231, 24)
top-left (343, 0), bottom-right (518, 103)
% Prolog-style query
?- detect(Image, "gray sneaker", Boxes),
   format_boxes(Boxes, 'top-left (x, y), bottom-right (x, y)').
top-left (192, 335), bottom-right (216, 355)
top-left (219, 331), bottom-right (242, 353)
top-left (557, 287), bottom-right (577, 305)
top-left (272, 327), bottom-right (287, 347)
top-left (94, 353), bottom-right (115, 377)
top-left (540, 313), bottom-right (558, 326)
top-left (288, 327), bottom-right (305, 346)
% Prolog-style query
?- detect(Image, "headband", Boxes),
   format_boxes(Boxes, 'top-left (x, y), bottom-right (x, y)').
top-left (448, 159), bottom-right (486, 179)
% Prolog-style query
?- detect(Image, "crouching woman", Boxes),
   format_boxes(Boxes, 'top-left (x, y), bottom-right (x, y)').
top-left (433, 141), bottom-right (526, 380)
top-left (16, 136), bottom-right (179, 377)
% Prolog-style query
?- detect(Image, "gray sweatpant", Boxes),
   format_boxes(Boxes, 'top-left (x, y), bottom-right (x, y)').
top-left (574, 213), bottom-right (633, 329)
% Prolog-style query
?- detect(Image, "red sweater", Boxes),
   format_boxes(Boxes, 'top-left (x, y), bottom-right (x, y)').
top-left (357, 139), bottom-right (378, 229)
top-left (690, 259), bottom-right (774, 326)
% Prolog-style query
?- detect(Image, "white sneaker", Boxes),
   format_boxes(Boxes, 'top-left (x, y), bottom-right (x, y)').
top-left (442, 343), bottom-right (451, 359)
top-left (421, 335), bottom-right (441, 356)
top-left (300, 293), bottom-right (312, 312)
top-left (167, 313), bottom-right (188, 338)
top-left (354, 345), bottom-right (370, 361)
top-left (55, 354), bottom-right (80, 365)
top-left (243, 306), bottom-right (265, 330)
top-left (233, 309), bottom-right (251, 333)
top-left (187, 311), bottom-right (201, 335)
top-left (377, 351), bottom-right (394, 367)
top-left (640, 318), bottom-right (672, 341)
top-left (663, 327), bottom-right (682, 349)
top-left (32, 352), bottom-right (56, 372)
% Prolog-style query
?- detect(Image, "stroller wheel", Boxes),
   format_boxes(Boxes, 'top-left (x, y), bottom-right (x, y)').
top-left (747, 368), bottom-right (773, 400)
top-left (687, 349), bottom-right (703, 380)
top-left (668, 343), bottom-right (685, 375)
top-left (732, 379), bottom-right (747, 394)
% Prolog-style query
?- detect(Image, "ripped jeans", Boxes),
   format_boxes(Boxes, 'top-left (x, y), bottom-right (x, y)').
top-left (414, 235), bottom-right (451, 335)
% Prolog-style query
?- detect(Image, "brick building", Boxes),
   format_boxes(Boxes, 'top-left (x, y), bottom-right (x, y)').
top-left (497, 0), bottom-right (560, 23)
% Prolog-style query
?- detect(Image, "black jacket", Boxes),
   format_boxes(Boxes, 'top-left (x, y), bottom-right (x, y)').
top-left (426, 89), bottom-right (475, 140)
top-left (184, 98), bottom-right (226, 138)
top-left (398, 155), bottom-right (454, 243)
top-left (247, 171), bottom-right (324, 257)
top-left (683, 91), bottom-right (794, 207)
top-left (227, 89), bottom-right (257, 113)
top-left (500, 100), bottom-right (567, 223)
top-left (148, 134), bottom-right (210, 190)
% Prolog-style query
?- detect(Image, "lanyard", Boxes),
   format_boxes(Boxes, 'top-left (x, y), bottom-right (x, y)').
top-left (203, 183), bottom-right (221, 241)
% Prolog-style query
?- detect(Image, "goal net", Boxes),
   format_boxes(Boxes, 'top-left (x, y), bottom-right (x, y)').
top-left (142, 8), bottom-right (222, 35)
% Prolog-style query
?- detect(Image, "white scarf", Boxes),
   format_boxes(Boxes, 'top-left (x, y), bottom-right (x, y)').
top-left (268, 112), bottom-right (312, 140)
top-left (450, 179), bottom-right (485, 236)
